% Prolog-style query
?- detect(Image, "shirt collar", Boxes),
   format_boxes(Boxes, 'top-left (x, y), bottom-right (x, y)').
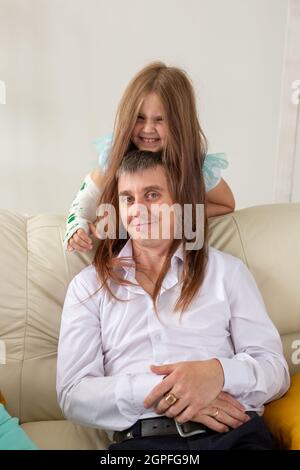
top-left (117, 237), bottom-right (134, 260)
top-left (116, 238), bottom-right (184, 292)
top-left (117, 238), bottom-right (184, 264)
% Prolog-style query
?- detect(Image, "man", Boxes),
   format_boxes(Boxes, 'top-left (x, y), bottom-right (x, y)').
top-left (57, 150), bottom-right (289, 450)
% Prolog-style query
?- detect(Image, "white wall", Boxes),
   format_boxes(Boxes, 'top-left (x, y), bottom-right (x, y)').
top-left (0, 0), bottom-right (290, 215)
top-left (293, 117), bottom-right (300, 201)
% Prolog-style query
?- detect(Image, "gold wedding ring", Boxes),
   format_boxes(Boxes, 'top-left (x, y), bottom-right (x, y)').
top-left (212, 408), bottom-right (219, 418)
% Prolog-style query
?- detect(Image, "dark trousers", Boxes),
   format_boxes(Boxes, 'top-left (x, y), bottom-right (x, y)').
top-left (108, 414), bottom-right (275, 450)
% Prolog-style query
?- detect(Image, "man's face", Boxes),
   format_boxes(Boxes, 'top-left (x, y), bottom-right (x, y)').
top-left (118, 165), bottom-right (176, 244)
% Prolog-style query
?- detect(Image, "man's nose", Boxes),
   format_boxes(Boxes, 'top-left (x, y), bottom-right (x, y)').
top-left (128, 202), bottom-right (150, 218)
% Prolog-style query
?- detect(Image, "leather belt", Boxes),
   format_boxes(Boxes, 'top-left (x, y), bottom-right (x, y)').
top-left (113, 417), bottom-right (210, 444)
top-left (113, 412), bottom-right (258, 444)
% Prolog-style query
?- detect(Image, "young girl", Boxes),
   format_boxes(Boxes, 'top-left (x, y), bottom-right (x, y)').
top-left (64, 61), bottom-right (235, 252)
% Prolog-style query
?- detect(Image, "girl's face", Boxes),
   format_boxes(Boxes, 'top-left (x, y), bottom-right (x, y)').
top-left (131, 92), bottom-right (168, 152)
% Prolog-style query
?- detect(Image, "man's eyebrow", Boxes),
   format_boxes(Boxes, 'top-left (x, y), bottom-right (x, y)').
top-left (119, 190), bottom-right (132, 196)
top-left (143, 185), bottom-right (164, 191)
top-left (119, 185), bottom-right (164, 196)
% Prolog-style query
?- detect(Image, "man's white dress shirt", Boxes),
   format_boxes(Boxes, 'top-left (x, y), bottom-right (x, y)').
top-left (57, 239), bottom-right (290, 433)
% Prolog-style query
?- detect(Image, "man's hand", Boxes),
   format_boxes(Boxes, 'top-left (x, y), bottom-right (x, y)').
top-left (143, 359), bottom-right (225, 424)
top-left (189, 392), bottom-right (250, 433)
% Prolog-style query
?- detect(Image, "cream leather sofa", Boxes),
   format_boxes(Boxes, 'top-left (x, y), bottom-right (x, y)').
top-left (0, 204), bottom-right (299, 450)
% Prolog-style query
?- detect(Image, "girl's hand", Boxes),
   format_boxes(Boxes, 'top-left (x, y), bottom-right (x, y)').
top-left (67, 228), bottom-right (93, 252)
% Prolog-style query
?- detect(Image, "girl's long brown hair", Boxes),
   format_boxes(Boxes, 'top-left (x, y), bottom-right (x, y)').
top-left (89, 61), bottom-right (209, 316)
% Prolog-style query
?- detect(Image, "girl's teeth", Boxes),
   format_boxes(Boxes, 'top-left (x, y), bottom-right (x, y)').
top-left (141, 138), bottom-right (158, 142)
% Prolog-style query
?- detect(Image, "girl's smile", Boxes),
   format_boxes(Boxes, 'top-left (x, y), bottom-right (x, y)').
top-left (132, 92), bottom-right (167, 152)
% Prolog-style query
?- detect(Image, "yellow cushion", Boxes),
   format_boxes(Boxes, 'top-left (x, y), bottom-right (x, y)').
top-left (263, 373), bottom-right (300, 450)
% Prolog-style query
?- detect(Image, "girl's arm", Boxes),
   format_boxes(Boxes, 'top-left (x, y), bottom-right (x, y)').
top-left (90, 167), bottom-right (105, 187)
top-left (63, 169), bottom-right (103, 252)
top-left (206, 178), bottom-right (235, 218)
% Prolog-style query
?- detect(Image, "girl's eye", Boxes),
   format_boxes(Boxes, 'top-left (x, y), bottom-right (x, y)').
top-left (137, 115), bottom-right (144, 120)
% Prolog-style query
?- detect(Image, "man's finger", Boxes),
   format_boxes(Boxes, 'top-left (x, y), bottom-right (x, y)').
top-left (143, 376), bottom-right (174, 409)
top-left (150, 363), bottom-right (176, 376)
top-left (216, 400), bottom-right (250, 424)
top-left (218, 392), bottom-right (245, 411)
top-left (178, 413), bottom-right (229, 433)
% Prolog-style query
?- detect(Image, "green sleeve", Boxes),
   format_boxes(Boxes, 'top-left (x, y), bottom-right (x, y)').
top-left (0, 404), bottom-right (38, 450)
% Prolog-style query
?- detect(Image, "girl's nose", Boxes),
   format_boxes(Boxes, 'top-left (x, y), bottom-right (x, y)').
top-left (143, 120), bottom-right (156, 133)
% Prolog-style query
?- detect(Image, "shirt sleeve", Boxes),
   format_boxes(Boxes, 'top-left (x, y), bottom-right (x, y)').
top-left (203, 153), bottom-right (228, 192)
top-left (217, 261), bottom-right (290, 409)
top-left (56, 274), bottom-right (162, 432)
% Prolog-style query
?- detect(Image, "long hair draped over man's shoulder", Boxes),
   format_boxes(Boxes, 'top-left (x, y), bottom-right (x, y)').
top-left (88, 62), bottom-right (209, 317)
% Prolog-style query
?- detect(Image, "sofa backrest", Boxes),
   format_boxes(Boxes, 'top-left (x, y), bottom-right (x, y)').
top-left (0, 204), bottom-right (299, 423)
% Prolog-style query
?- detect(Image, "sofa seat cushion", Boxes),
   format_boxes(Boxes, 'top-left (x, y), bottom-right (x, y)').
top-left (263, 373), bottom-right (300, 450)
top-left (21, 419), bottom-right (111, 450)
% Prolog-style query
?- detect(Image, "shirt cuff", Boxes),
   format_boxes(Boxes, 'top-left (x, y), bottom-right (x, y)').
top-left (132, 373), bottom-right (164, 414)
top-left (114, 373), bottom-right (163, 425)
top-left (217, 357), bottom-right (255, 396)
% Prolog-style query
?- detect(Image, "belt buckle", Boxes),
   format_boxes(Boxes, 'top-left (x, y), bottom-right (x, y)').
top-left (113, 429), bottom-right (133, 443)
top-left (175, 420), bottom-right (207, 438)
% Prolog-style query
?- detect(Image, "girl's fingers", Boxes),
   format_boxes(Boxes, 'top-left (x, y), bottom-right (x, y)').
top-left (76, 229), bottom-right (93, 245)
top-left (67, 230), bottom-right (93, 252)
top-left (72, 236), bottom-right (90, 250)
top-left (68, 241), bottom-right (88, 252)
top-left (73, 232), bottom-right (92, 249)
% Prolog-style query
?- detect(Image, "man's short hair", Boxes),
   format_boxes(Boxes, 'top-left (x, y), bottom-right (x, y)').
top-left (116, 149), bottom-right (163, 179)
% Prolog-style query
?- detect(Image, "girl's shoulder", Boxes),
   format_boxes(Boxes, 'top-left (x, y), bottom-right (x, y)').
top-left (203, 152), bottom-right (228, 192)
top-left (93, 133), bottom-right (114, 170)
top-left (204, 152), bottom-right (228, 169)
